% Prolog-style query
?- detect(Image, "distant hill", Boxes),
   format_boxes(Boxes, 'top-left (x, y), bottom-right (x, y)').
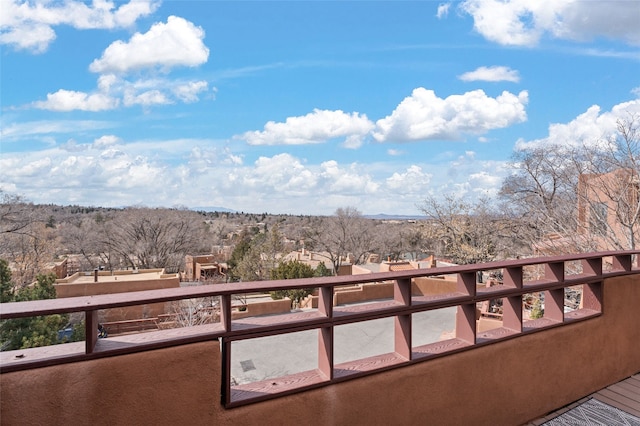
top-left (191, 206), bottom-right (237, 213)
top-left (364, 213), bottom-right (427, 221)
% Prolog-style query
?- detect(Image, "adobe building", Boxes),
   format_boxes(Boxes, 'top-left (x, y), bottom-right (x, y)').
top-left (55, 269), bottom-right (180, 322)
top-left (184, 254), bottom-right (228, 282)
top-left (577, 168), bottom-right (640, 250)
top-left (45, 258), bottom-right (69, 279)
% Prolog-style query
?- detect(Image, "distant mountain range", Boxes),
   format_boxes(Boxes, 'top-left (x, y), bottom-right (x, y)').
top-left (364, 214), bottom-right (427, 220)
top-left (191, 206), bottom-right (237, 213)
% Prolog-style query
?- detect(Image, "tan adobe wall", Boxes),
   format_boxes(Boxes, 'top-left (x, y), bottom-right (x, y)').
top-left (231, 298), bottom-right (292, 319)
top-left (412, 276), bottom-right (458, 295)
top-left (2, 275), bottom-right (639, 425)
top-left (336, 264), bottom-right (352, 275)
top-left (330, 277), bottom-right (460, 306)
top-left (333, 282), bottom-right (394, 305)
top-left (55, 275), bottom-right (180, 322)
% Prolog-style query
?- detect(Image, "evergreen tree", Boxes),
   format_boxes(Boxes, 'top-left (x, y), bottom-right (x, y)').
top-left (269, 260), bottom-right (315, 306)
top-left (1, 273), bottom-right (72, 351)
top-left (0, 259), bottom-right (13, 303)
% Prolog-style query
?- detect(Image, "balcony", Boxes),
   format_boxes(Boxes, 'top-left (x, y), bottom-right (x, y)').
top-left (1, 251), bottom-right (640, 425)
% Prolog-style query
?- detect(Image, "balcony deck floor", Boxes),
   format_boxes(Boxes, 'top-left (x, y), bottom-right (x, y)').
top-left (526, 373), bottom-right (640, 425)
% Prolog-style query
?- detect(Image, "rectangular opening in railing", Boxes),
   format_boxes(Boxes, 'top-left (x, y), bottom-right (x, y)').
top-left (0, 310), bottom-right (86, 368)
top-left (411, 307), bottom-right (465, 359)
top-left (228, 329), bottom-right (324, 405)
top-left (334, 317), bottom-right (399, 378)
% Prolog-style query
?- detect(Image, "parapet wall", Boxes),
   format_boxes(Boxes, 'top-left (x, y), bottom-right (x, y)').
top-left (2, 275), bottom-right (639, 425)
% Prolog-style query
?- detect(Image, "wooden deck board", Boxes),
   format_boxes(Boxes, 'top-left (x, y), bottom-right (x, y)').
top-left (593, 388), bottom-right (640, 416)
top-left (528, 373), bottom-right (640, 424)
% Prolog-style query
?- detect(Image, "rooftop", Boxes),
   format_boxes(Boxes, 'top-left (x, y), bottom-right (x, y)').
top-left (56, 268), bottom-right (175, 284)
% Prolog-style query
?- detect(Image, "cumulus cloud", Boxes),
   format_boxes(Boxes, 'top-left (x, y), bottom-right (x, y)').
top-left (515, 99), bottom-right (640, 150)
top-left (92, 135), bottom-right (121, 149)
top-left (236, 109), bottom-right (375, 146)
top-left (32, 89), bottom-right (119, 112)
top-left (386, 165), bottom-right (432, 190)
top-left (244, 154), bottom-right (318, 194)
top-left (123, 89), bottom-right (171, 107)
top-left (172, 81), bottom-right (209, 103)
top-left (458, 66), bottom-right (520, 83)
top-left (459, 0), bottom-right (640, 47)
top-left (32, 76), bottom-right (210, 112)
top-left (373, 88), bottom-right (528, 142)
top-left (320, 160), bottom-right (379, 194)
top-left (0, 134), bottom-right (512, 215)
top-left (26, 15), bottom-right (212, 112)
top-left (89, 16), bottom-right (210, 74)
top-left (0, 0), bottom-right (159, 53)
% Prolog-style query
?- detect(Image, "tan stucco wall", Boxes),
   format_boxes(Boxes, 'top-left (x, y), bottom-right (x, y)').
top-left (231, 298), bottom-right (292, 319)
top-left (333, 282), bottom-right (394, 305)
top-left (55, 276), bottom-right (179, 322)
top-left (2, 275), bottom-right (639, 425)
top-left (412, 276), bottom-right (458, 295)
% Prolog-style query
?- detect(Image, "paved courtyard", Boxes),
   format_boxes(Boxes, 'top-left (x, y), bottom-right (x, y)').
top-left (230, 305), bottom-right (456, 385)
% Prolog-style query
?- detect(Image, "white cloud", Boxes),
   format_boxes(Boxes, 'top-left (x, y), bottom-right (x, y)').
top-left (89, 16), bottom-right (210, 74)
top-left (32, 89), bottom-right (119, 112)
top-left (237, 109), bottom-right (375, 146)
top-left (0, 120), bottom-right (114, 140)
top-left (386, 165), bottom-right (432, 190)
top-left (387, 149), bottom-right (404, 156)
top-left (0, 136), bottom-right (513, 215)
top-left (436, 3), bottom-right (451, 19)
top-left (123, 89), bottom-right (171, 107)
top-left (458, 66), bottom-right (520, 83)
top-left (31, 76), bottom-right (211, 111)
top-left (516, 100), bottom-right (640, 150)
top-left (0, 0), bottom-right (159, 53)
top-left (247, 154), bottom-right (318, 194)
top-left (172, 81), bottom-right (209, 103)
top-left (460, 0), bottom-right (640, 47)
top-left (320, 160), bottom-right (379, 194)
top-left (373, 88), bottom-right (528, 142)
top-left (340, 135), bottom-right (362, 149)
top-left (92, 135), bottom-right (121, 149)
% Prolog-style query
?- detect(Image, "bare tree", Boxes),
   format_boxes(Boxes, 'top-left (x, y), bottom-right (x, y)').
top-left (500, 115), bottom-right (640, 253)
top-left (376, 223), bottom-right (428, 262)
top-left (99, 208), bottom-right (205, 272)
top-left (0, 193), bottom-right (62, 285)
top-left (0, 191), bottom-right (37, 236)
top-left (576, 116), bottom-right (640, 250)
top-left (419, 195), bottom-right (522, 264)
top-left (304, 207), bottom-right (378, 272)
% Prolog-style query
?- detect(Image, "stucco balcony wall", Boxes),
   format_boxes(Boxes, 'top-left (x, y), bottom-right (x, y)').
top-left (2, 275), bottom-right (639, 425)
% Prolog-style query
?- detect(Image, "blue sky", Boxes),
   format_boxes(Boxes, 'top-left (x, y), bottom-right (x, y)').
top-left (1, 0), bottom-right (639, 215)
